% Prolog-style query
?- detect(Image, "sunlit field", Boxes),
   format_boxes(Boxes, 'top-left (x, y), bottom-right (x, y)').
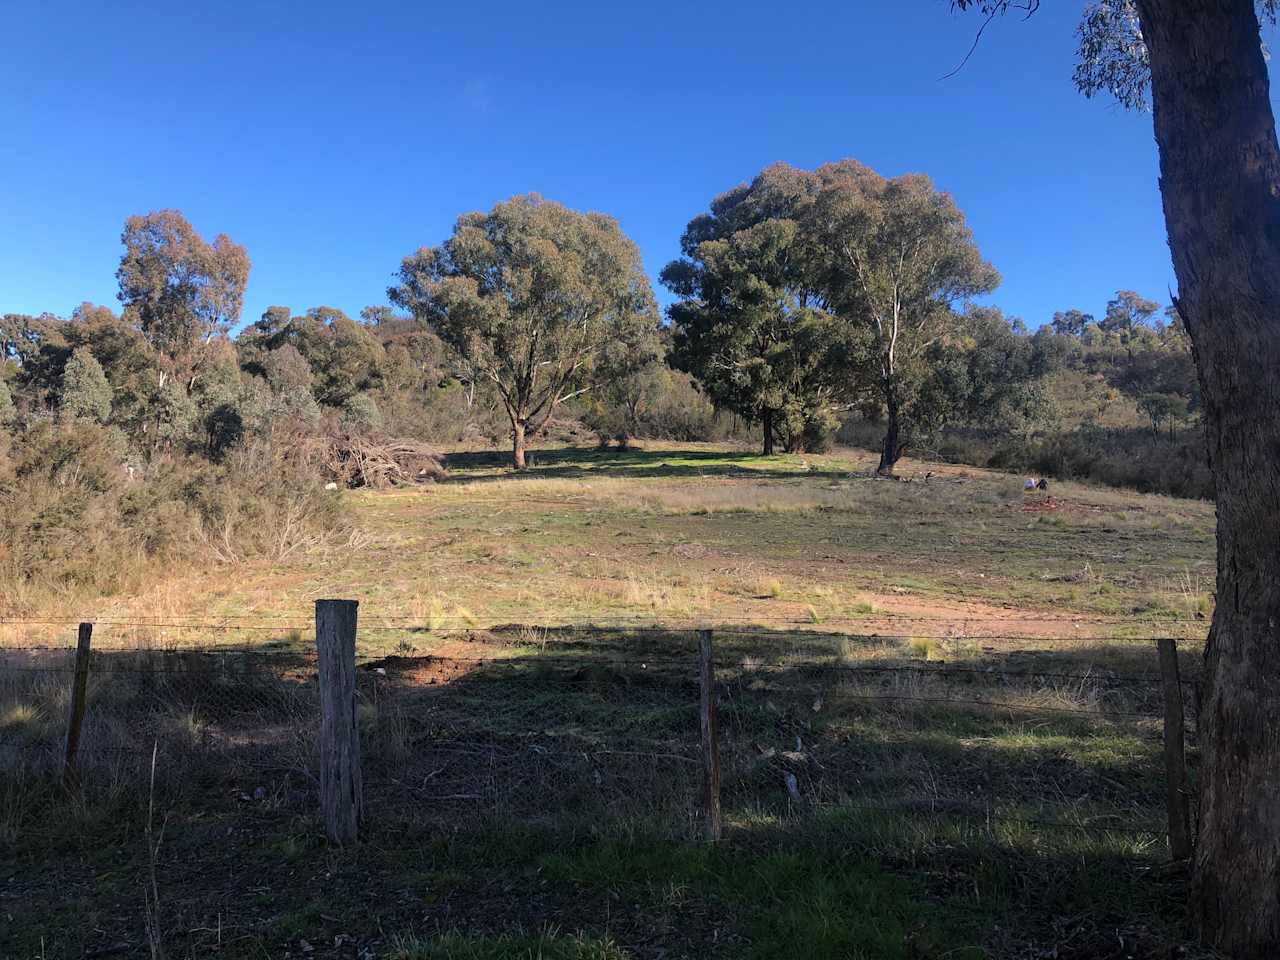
top-left (8, 441), bottom-right (1215, 652)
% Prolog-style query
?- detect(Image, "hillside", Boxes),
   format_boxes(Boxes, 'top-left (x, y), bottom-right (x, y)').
top-left (9, 441), bottom-right (1216, 651)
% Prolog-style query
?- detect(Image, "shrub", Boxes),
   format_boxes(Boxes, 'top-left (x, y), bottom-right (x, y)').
top-left (340, 393), bottom-right (383, 432)
top-left (0, 380), bottom-right (14, 426)
top-left (59, 348), bottom-right (112, 423)
top-left (182, 441), bottom-right (351, 562)
top-left (0, 421), bottom-right (352, 609)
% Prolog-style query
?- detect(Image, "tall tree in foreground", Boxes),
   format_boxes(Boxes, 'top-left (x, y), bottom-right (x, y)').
top-left (951, 1), bottom-right (1280, 953)
top-left (810, 160), bottom-right (998, 474)
top-left (663, 163), bottom-right (850, 455)
top-left (391, 195), bottom-right (659, 469)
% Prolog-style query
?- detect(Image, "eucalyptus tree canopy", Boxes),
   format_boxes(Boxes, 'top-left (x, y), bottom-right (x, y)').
top-left (1051, 309), bottom-right (1093, 337)
top-left (391, 194), bottom-right (660, 469)
top-left (809, 160), bottom-right (998, 474)
top-left (116, 210), bottom-right (249, 391)
top-left (1101, 289), bottom-right (1160, 340)
top-left (663, 163), bottom-right (851, 455)
top-left (240, 306), bottom-right (387, 406)
top-left (949, 2), bottom-right (1280, 952)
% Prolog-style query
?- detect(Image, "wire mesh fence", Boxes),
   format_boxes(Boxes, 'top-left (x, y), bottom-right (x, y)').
top-left (0, 613), bottom-right (1198, 847)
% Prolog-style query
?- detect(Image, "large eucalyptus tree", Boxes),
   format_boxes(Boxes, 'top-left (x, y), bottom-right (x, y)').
top-left (951, 2), bottom-right (1280, 953)
top-left (391, 195), bottom-right (660, 469)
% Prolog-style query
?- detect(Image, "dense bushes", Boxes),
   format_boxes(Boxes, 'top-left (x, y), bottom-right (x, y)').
top-left (0, 421), bottom-right (347, 608)
top-left (840, 415), bottom-right (1212, 500)
top-left (995, 427), bottom-right (1212, 500)
top-left (575, 365), bottom-right (750, 445)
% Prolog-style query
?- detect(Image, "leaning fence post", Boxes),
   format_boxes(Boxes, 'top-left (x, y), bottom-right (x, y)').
top-left (317, 599), bottom-right (362, 844)
top-left (62, 622), bottom-right (93, 790)
top-left (1157, 638), bottom-right (1192, 860)
top-left (698, 629), bottom-right (722, 842)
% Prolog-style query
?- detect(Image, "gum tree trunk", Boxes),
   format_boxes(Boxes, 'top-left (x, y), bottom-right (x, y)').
top-left (1137, 1), bottom-right (1280, 954)
top-left (512, 419), bottom-right (527, 470)
top-left (877, 380), bottom-right (902, 476)
top-left (762, 409), bottom-right (776, 455)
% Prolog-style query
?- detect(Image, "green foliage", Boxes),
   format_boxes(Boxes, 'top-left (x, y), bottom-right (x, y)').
top-left (811, 160), bottom-right (1000, 472)
top-left (0, 378), bottom-right (14, 426)
top-left (394, 930), bottom-right (628, 960)
top-left (392, 194), bottom-right (661, 466)
top-left (577, 363), bottom-right (729, 444)
top-left (116, 209), bottom-right (250, 374)
top-left (0, 421), bottom-right (166, 599)
top-left (262, 343), bottom-right (313, 394)
top-left (0, 420), bottom-right (349, 604)
top-left (954, 1), bottom-right (1277, 111)
top-left (340, 393), bottom-right (383, 432)
top-left (240, 306), bottom-right (387, 406)
top-left (664, 163), bottom-right (852, 454)
top-left (1137, 392), bottom-right (1190, 437)
top-left (1101, 290), bottom-right (1160, 341)
top-left (59, 347), bottom-right (113, 423)
top-left (544, 841), bottom-right (963, 960)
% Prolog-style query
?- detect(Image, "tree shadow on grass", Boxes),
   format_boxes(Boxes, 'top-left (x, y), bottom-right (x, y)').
top-left (0, 632), bottom-right (1199, 960)
top-left (439, 445), bottom-right (860, 484)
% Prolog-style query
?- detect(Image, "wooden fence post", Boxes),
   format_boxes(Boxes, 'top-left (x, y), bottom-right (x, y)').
top-left (1157, 638), bottom-right (1192, 860)
top-left (699, 629), bottom-right (722, 842)
top-left (317, 599), bottom-right (362, 844)
top-left (62, 622), bottom-right (93, 790)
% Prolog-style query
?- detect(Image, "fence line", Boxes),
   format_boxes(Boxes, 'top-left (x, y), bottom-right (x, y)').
top-left (0, 603), bottom-right (1202, 858)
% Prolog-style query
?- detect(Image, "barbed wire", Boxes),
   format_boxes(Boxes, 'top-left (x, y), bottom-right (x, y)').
top-left (0, 611), bottom-right (1212, 626)
top-left (0, 647), bottom-right (1203, 690)
top-left (0, 650), bottom-right (1198, 682)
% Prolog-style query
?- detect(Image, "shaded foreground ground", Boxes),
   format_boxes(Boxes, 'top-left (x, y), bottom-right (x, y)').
top-left (3, 625), bottom-right (1209, 959)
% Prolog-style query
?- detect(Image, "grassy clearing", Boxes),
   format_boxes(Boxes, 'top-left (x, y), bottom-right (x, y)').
top-left (3, 442), bottom-right (1215, 652)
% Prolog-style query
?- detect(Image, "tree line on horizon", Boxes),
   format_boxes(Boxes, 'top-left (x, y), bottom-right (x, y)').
top-left (0, 162), bottom-right (1199, 491)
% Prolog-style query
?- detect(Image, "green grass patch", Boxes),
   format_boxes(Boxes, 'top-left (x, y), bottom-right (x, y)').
top-left (543, 840), bottom-right (983, 960)
top-left (393, 929), bottom-right (629, 960)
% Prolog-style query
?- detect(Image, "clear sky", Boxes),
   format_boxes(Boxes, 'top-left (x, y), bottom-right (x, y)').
top-left (3, 1), bottom-right (1238, 331)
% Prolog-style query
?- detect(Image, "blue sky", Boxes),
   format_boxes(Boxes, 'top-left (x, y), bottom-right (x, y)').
top-left (0, 2), bottom-right (1225, 331)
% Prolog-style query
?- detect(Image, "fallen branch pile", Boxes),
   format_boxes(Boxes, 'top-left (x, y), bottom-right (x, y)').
top-left (304, 432), bottom-right (444, 489)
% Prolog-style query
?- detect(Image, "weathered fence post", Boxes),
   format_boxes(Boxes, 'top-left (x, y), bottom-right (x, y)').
top-left (62, 622), bottom-right (93, 790)
top-left (1157, 638), bottom-right (1192, 860)
top-left (698, 629), bottom-right (722, 842)
top-left (317, 599), bottom-right (361, 844)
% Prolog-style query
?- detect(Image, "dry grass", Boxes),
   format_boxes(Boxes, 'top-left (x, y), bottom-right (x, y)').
top-left (1, 442), bottom-right (1214, 655)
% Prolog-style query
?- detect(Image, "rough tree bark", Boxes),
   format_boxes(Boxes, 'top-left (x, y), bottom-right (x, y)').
top-left (762, 409), bottom-right (776, 456)
top-left (512, 419), bottom-right (527, 471)
top-left (1136, 1), bottom-right (1280, 954)
top-left (877, 380), bottom-right (903, 476)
